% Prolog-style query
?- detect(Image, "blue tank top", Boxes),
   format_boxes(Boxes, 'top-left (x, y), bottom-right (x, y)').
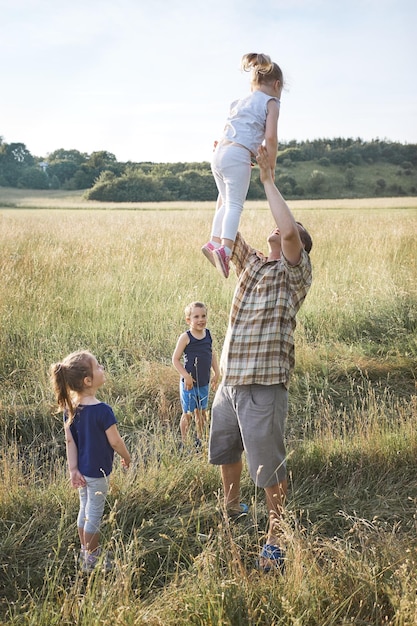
top-left (183, 329), bottom-right (213, 387)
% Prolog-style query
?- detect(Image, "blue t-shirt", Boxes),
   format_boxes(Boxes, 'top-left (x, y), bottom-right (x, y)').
top-left (183, 329), bottom-right (213, 387)
top-left (65, 403), bottom-right (117, 477)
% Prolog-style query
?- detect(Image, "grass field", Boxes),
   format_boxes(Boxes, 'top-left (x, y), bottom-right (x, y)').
top-left (0, 193), bottom-right (416, 625)
top-left (1, 185), bottom-right (417, 209)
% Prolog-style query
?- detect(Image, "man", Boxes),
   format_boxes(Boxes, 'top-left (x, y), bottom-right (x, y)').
top-left (208, 144), bottom-right (313, 571)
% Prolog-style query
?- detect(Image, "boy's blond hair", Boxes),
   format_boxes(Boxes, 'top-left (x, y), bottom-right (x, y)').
top-left (184, 301), bottom-right (207, 319)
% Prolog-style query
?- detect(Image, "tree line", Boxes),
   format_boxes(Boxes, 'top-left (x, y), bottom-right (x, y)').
top-left (1, 135), bottom-right (416, 201)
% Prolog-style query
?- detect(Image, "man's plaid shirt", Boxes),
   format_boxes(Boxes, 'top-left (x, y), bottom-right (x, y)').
top-left (220, 232), bottom-right (312, 388)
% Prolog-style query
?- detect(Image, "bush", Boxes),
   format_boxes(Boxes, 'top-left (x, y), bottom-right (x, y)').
top-left (319, 157), bottom-right (331, 167)
top-left (85, 171), bottom-right (166, 201)
top-left (17, 167), bottom-right (49, 190)
top-left (309, 169), bottom-right (327, 193)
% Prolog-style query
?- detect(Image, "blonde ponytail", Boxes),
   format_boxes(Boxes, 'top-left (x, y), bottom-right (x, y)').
top-left (49, 351), bottom-right (94, 425)
top-left (241, 52), bottom-right (284, 88)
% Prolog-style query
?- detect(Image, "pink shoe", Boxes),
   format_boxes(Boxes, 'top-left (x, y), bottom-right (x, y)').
top-left (212, 246), bottom-right (230, 278)
top-left (201, 242), bottom-right (216, 267)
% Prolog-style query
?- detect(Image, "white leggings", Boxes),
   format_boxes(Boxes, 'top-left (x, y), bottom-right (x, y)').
top-left (211, 141), bottom-right (252, 242)
top-left (77, 475), bottom-right (109, 535)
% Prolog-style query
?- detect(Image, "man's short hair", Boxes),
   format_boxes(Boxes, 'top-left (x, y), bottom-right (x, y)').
top-left (296, 222), bottom-right (313, 254)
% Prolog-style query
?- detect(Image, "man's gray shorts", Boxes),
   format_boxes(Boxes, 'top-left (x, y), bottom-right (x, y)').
top-left (208, 383), bottom-right (288, 488)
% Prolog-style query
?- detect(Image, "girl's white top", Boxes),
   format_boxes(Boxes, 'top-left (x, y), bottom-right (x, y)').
top-left (221, 90), bottom-right (280, 156)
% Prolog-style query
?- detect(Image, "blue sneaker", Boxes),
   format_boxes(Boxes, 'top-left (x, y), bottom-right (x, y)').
top-left (227, 502), bottom-right (249, 522)
top-left (256, 543), bottom-right (285, 573)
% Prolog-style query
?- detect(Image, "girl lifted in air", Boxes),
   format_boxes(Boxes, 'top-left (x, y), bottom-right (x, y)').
top-left (202, 52), bottom-right (283, 278)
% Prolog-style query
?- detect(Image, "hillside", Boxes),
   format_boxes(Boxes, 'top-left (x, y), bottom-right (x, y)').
top-left (1, 136), bottom-right (417, 201)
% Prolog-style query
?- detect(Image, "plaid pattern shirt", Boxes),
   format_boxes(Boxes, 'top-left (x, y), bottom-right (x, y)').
top-left (221, 232), bottom-right (312, 388)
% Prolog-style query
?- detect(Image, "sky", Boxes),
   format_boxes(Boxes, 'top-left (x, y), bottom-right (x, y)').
top-left (1, 0), bottom-right (416, 163)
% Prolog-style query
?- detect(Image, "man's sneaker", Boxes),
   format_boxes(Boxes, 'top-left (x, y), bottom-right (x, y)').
top-left (201, 242), bottom-right (216, 267)
top-left (229, 502), bottom-right (249, 522)
top-left (256, 544), bottom-right (286, 573)
top-left (212, 246), bottom-right (230, 278)
top-left (226, 502), bottom-right (249, 523)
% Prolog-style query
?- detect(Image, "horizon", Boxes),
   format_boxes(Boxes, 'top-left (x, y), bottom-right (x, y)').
top-left (2, 134), bottom-right (415, 165)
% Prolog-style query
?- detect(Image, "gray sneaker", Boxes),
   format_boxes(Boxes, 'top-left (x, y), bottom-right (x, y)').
top-left (78, 546), bottom-right (86, 568)
top-left (81, 547), bottom-right (113, 573)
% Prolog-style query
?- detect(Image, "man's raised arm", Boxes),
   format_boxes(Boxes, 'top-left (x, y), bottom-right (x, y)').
top-left (256, 145), bottom-right (303, 265)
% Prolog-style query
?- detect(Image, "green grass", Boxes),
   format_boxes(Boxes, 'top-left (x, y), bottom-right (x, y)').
top-left (0, 198), bottom-right (416, 624)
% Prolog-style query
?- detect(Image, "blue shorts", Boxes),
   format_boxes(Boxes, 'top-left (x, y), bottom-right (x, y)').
top-left (180, 381), bottom-right (209, 413)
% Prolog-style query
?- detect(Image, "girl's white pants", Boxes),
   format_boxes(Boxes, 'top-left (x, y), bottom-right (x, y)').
top-left (211, 141), bottom-right (252, 242)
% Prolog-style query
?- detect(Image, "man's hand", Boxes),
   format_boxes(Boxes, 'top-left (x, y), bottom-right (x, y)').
top-left (256, 145), bottom-right (274, 185)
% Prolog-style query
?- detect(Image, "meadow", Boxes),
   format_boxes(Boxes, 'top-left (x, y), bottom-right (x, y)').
top-left (0, 193), bottom-right (416, 625)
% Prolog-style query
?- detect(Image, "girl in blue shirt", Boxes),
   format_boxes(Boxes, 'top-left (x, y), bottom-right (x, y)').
top-left (50, 350), bottom-right (131, 572)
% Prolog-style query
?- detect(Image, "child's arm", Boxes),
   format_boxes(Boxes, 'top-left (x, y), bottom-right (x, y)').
top-left (172, 332), bottom-right (194, 390)
top-left (105, 424), bottom-right (131, 468)
top-left (210, 349), bottom-right (220, 390)
top-left (264, 99), bottom-right (279, 177)
top-left (64, 426), bottom-right (86, 488)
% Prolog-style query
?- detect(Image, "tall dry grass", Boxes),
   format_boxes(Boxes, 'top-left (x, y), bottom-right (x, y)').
top-left (0, 200), bottom-right (416, 624)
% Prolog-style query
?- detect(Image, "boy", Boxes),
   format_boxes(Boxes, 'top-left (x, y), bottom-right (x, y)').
top-left (172, 302), bottom-right (220, 447)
